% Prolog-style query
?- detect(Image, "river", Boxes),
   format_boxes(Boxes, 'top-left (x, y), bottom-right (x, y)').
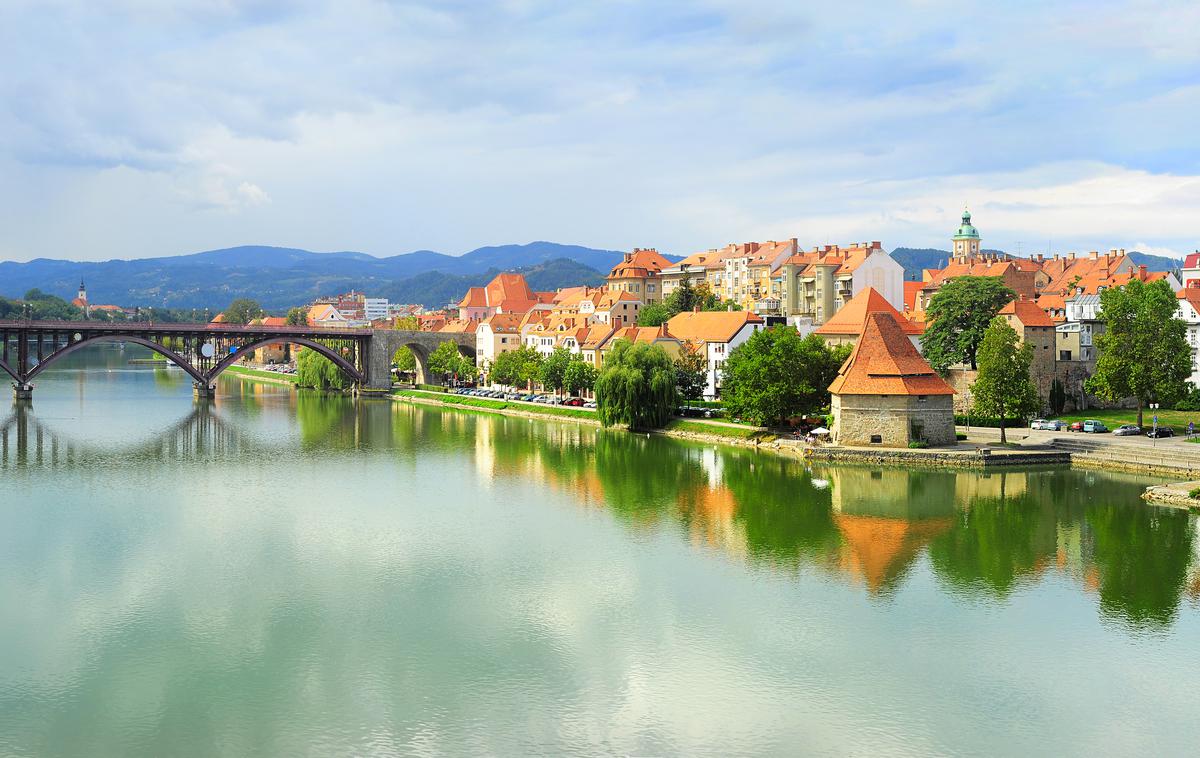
top-left (1, 346), bottom-right (1198, 756)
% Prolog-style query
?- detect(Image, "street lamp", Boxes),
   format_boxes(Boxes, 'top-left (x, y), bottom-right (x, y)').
top-left (1150, 402), bottom-right (1160, 447)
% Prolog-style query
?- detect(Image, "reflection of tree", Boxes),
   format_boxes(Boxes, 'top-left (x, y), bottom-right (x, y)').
top-left (592, 432), bottom-right (708, 526)
top-left (1086, 503), bottom-right (1195, 629)
top-left (295, 390), bottom-right (360, 447)
top-left (722, 455), bottom-right (841, 567)
top-left (928, 489), bottom-right (1056, 598)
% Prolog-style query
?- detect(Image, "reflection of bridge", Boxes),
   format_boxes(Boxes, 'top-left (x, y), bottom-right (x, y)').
top-left (0, 321), bottom-right (474, 399)
top-left (0, 402), bottom-right (247, 466)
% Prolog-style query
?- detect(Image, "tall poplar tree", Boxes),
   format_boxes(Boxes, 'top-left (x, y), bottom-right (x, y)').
top-left (970, 318), bottom-right (1040, 444)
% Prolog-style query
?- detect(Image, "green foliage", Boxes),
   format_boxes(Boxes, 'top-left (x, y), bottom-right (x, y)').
top-left (563, 359), bottom-right (598, 396)
top-left (637, 302), bottom-right (672, 326)
top-left (1049, 377), bottom-right (1067, 415)
top-left (1189, 487), bottom-right (1200, 500)
top-left (489, 345), bottom-right (543, 388)
top-left (595, 339), bottom-right (678, 429)
top-left (1085, 279), bottom-right (1192, 426)
top-left (427, 341), bottom-right (476, 383)
top-left (970, 318), bottom-right (1041, 443)
top-left (921, 276), bottom-right (1016, 371)
top-left (954, 415), bottom-right (1026, 428)
top-left (393, 346), bottom-right (416, 373)
top-left (0, 291), bottom-right (84, 321)
top-left (720, 327), bottom-right (850, 426)
top-left (674, 344), bottom-right (708, 401)
top-left (908, 440), bottom-right (929, 449)
top-left (285, 306), bottom-right (308, 326)
top-left (639, 279), bottom-right (739, 326)
top-left (222, 298), bottom-right (264, 325)
top-left (394, 315), bottom-right (420, 330)
top-left (539, 348), bottom-right (575, 395)
top-left (296, 346), bottom-right (355, 390)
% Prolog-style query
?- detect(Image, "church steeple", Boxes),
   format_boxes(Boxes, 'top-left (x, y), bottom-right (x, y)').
top-left (78, 279), bottom-right (87, 303)
top-left (952, 207), bottom-right (981, 259)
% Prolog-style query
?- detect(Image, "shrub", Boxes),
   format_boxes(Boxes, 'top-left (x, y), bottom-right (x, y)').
top-left (956, 432), bottom-right (968, 441)
top-left (954, 415), bottom-right (1026, 428)
top-left (1188, 487), bottom-right (1200, 500)
top-left (908, 440), bottom-right (929, 449)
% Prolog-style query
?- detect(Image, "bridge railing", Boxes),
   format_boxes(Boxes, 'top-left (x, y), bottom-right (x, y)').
top-left (0, 320), bottom-right (373, 336)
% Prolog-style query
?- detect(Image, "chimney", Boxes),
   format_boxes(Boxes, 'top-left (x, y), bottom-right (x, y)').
top-left (872, 241), bottom-right (882, 249)
top-left (1053, 253), bottom-right (1060, 261)
top-left (1067, 252), bottom-right (1076, 261)
top-left (1139, 264), bottom-right (1148, 279)
top-left (624, 252), bottom-right (632, 263)
top-left (1089, 251), bottom-right (1099, 260)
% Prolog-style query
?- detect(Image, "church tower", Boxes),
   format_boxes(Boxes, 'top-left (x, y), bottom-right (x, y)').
top-left (77, 279), bottom-right (87, 304)
top-left (952, 208), bottom-right (981, 259)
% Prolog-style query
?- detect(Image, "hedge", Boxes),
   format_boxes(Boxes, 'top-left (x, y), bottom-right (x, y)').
top-left (955, 415), bottom-right (1027, 428)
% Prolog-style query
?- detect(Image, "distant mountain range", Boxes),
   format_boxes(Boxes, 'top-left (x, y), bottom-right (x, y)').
top-left (889, 247), bottom-right (1182, 282)
top-left (0, 242), bottom-right (646, 310)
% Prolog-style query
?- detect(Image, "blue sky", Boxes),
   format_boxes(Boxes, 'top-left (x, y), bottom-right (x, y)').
top-left (2, 0), bottom-right (1198, 262)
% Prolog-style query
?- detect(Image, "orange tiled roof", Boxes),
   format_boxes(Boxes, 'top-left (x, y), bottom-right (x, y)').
top-left (608, 324), bottom-right (678, 346)
top-left (211, 312), bottom-right (228, 323)
top-left (829, 312), bottom-right (954, 396)
top-left (261, 316), bottom-right (287, 326)
top-left (609, 248), bottom-right (673, 279)
top-left (665, 310), bottom-right (763, 344)
top-left (1178, 287), bottom-right (1200, 312)
top-left (903, 281), bottom-right (923, 312)
top-left (438, 318), bottom-right (480, 334)
top-left (482, 313), bottom-right (523, 333)
top-left (815, 287), bottom-right (923, 336)
top-left (999, 299), bottom-right (1055, 328)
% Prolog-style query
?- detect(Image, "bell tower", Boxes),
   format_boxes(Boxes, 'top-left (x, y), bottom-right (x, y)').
top-left (952, 208), bottom-right (981, 259)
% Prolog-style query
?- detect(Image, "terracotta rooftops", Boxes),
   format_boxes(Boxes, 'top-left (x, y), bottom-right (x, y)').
top-left (665, 310), bottom-right (763, 344)
top-left (609, 248), bottom-right (673, 278)
top-left (828, 312), bottom-right (954, 396)
top-left (999, 299), bottom-right (1055, 328)
top-left (815, 287), bottom-right (923, 336)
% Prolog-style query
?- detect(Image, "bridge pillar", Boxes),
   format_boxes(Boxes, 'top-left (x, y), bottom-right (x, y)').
top-left (12, 383), bottom-right (32, 401)
top-left (193, 382), bottom-right (215, 400)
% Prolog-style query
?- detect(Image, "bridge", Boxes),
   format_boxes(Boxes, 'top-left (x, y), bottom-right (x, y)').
top-left (0, 320), bottom-right (475, 399)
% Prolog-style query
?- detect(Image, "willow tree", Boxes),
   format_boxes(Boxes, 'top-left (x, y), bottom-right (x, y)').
top-left (595, 340), bottom-right (678, 430)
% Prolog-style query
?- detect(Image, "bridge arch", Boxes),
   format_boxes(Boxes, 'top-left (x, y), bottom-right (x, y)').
top-left (208, 336), bottom-right (363, 388)
top-left (23, 335), bottom-right (208, 385)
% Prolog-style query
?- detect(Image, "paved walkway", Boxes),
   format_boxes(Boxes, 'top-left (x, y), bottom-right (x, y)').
top-left (959, 425), bottom-right (1198, 452)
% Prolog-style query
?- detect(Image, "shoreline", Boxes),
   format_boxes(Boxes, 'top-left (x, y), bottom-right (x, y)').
top-left (221, 370), bottom-right (1197, 505)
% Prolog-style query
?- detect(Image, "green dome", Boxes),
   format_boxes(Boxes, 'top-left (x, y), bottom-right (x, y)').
top-left (953, 209), bottom-right (980, 240)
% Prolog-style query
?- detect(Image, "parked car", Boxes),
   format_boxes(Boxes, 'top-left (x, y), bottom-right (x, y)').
top-left (1031, 419), bottom-right (1064, 430)
top-left (583, 401), bottom-right (597, 408)
top-left (564, 397), bottom-right (585, 407)
top-left (1112, 424), bottom-right (1142, 436)
top-left (1147, 427), bottom-right (1175, 438)
top-left (1068, 421), bottom-right (1084, 432)
top-left (1082, 420), bottom-right (1109, 433)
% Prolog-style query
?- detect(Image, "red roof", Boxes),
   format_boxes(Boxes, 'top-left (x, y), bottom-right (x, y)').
top-left (261, 316), bottom-right (287, 326)
top-left (903, 281), bottom-right (923, 312)
top-left (829, 313), bottom-right (954, 396)
top-left (665, 310), bottom-right (763, 344)
top-left (815, 287), bottom-right (923, 336)
top-left (1185, 252), bottom-right (1200, 269)
top-left (999, 299), bottom-right (1055, 328)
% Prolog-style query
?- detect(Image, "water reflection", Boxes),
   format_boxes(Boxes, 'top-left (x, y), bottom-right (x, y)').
top-left (427, 406), bottom-right (1199, 630)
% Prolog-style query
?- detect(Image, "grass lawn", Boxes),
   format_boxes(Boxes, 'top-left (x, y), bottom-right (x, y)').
top-left (1052, 408), bottom-right (1200, 431)
top-left (224, 365), bottom-right (298, 385)
top-left (665, 419), bottom-right (768, 440)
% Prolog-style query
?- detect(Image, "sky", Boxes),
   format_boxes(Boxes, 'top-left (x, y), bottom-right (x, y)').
top-left (1, 0), bottom-right (1198, 263)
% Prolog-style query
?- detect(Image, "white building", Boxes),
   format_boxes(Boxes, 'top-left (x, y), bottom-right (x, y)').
top-left (1178, 290), bottom-right (1200, 387)
top-left (664, 310), bottom-right (766, 399)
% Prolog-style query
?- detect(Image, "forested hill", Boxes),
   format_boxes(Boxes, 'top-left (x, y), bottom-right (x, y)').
top-left (0, 242), bottom-right (645, 310)
top-left (889, 247), bottom-right (1181, 282)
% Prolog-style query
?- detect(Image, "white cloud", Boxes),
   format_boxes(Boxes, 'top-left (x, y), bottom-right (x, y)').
top-left (0, 1), bottom-right (1197, 261)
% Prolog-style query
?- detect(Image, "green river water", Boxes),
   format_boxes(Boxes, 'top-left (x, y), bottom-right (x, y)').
top-left (1, 346), bottom-right (1198, 756)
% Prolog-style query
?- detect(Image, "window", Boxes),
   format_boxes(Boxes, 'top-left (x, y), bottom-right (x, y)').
top-left (917, 395), bottom-right (927, 403)
top-left (1060, 350), bottom-right (1072, 361)
top-left (870, 434), bottom-right (882, 444)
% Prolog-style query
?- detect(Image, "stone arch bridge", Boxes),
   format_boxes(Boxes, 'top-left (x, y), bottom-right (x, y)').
top-left (0, 320), bottom-right (474, 399)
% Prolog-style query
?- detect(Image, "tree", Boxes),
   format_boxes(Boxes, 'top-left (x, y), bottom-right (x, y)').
top-left (1049, 378), bottom-right (1067, 416)
top-left (637, 302), bottom-right (672, 327)
top-left (674, 343), bottom-right (708, 401)
top-left (921, 276), bottom-right (1016, 371)
top-left (394, 315), bottom-right (420, 330)
top-left (540, 347), bottom-right (575, 396)
top-left (223, 298), bottom-right (264, 325)
top-left (721, 327), bottom-right (850, 426)
top-left (563, 359), bottom-right (598, 397)
top-left (970, 318), bottom-right (1041, 443)
top-left (490, 346), bottom-right (543, 389)
top-left (285, 306), bottom-right (308, 326)
top-left (393, 346), bottom-right (416, 374)
top-left (296, 346), bottom-right (354, 390)
top-left (595, 340), bottom-right (678, 429)
top-left (1085, 279), bottom-right (1192, 427)
top-left (427, 341), bottom-right (475, 384)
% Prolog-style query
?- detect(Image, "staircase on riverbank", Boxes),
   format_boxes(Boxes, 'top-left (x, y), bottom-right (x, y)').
top-left (1048, 436), bottom-right (1200, 477)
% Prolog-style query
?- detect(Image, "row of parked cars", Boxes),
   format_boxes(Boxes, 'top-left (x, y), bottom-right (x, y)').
top-left (1029, 418), bottom-right (1175, 437)
top-left (449, 387), bottom-right (597, 408)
